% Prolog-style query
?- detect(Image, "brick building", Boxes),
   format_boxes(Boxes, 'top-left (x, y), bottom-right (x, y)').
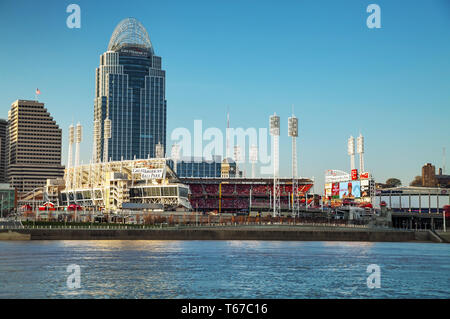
top-left (421, 163), bottom-right (450, 188)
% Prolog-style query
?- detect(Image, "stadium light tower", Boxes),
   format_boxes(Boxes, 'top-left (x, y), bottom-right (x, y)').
top-left (66, 125), bottom-right (74, 189)
top-left (171, 144), bottom-right (180, 174)
top-left (249, 144), bottom-right (258, 178)
top-left (233, 145), bottom-right (242, 177)
top-left (92, 119), bottom-right (100, 163)
top-left (74, 123), bottom-right (83, 188)
top-left (288, 115), bottom-right (299, 177)
top-left (75, 123), bottom-right (82, 167)
top-left (357, 133), bottom-right (364, 173)
top-left (348, 135), bottom-right (355, 172)
top-left (288, 111), bottom-right (299, 216)
top-left (270, 113), bottom-right (280, 217)
top-left (103, 118), bottom-right (111, 163)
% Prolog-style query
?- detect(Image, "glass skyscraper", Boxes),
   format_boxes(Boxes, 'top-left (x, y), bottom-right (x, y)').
top-left (93, 18), bottom-right (166, 162)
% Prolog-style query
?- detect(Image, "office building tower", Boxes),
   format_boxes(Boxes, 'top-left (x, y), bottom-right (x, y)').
top-left (0, 119), bottom-right (7, 183)
top-left (93, 17), bottom-right (167, 162)
top-left (6, 100), bottom-right (64, 195)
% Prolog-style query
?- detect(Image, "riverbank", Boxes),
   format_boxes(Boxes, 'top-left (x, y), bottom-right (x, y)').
top-left (0, 225), bottom-right (446, 242)
top-left (0, 230), bottom-right (30, 240)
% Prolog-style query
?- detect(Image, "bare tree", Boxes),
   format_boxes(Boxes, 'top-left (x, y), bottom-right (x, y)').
top-left (410, 176), bottom-right (422, 187)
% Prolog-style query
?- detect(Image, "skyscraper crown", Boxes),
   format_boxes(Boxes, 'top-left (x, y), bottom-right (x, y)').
top-left (107, 17), bottom-right (154, 54)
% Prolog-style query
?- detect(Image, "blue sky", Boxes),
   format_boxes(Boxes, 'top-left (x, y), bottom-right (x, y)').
top-left (0, 0), bottom-right (449, 191)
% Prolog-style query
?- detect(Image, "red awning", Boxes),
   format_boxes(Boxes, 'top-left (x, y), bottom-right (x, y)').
top-left (68, 204), bottom-right (83, 211)
top-left (39, 206), bottom-right (56, 211)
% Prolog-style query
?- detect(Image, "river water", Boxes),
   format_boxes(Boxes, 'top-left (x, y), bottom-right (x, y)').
top-left (0, 240), bottom-right (448, 298)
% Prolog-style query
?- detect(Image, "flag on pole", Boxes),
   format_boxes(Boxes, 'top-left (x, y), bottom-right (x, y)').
top-left (36, 88), bottom-right (41, 95)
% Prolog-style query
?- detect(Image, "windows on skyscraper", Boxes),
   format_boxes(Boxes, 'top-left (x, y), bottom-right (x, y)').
top-left (93, 18), bottom-right (167, 162)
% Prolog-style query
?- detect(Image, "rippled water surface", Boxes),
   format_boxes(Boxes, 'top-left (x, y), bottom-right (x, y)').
top-left (0, 240), bottom-right (448, 298)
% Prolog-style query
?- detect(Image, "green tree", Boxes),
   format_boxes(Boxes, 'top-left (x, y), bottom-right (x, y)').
top-left (385, 178), bottom-right (402, 187)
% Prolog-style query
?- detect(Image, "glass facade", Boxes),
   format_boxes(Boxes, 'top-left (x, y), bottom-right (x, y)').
top-left (177, 161), bottom-right (222, 178)
top-left (167, 157), bottom-right (237, 178)
top-left (0, 184), bottom-right (15, 216)
top-left (94, 19), bottom-right (166, 162)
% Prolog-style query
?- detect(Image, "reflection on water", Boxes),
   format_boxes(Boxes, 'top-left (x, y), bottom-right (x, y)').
top-left (226, 240), bottom-right (263, 249)
top-left (61, 240), bottom-right (185, 252)
top-left (322, 241), bottom-right (375, 248)
top-left (0, 241), bottom-right (448, 299)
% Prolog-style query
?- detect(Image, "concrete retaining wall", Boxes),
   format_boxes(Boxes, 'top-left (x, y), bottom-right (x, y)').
top-left (0, 227), bottom-right (419, 242)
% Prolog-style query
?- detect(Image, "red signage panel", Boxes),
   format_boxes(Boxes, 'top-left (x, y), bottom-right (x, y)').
top-left (351, 169), bottom-right (358, 180)
top-left (360, 172), bottom-right (370, 179)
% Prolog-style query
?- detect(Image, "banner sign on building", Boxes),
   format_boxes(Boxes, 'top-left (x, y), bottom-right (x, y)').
top-left (325, 183), bottom-right (332, 197)
top-left (133, 168), bottom-right (151, 174)
top-left (339, 181), bottom-right (361, 199)
top-left (331, 183), bottom-right (340, 199)
top-left (361, 179), bottom-right (370, 197)
top-left (141, 169), bottom-right (164, 179)
top-left (360, 172), bottom-right (370, 179)
top-left (351, 169), bottom-right (358, 180)
top-left (133, 168), bottom-right (164, 179)
top-left (325, 170), bottom-right (351, 183)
